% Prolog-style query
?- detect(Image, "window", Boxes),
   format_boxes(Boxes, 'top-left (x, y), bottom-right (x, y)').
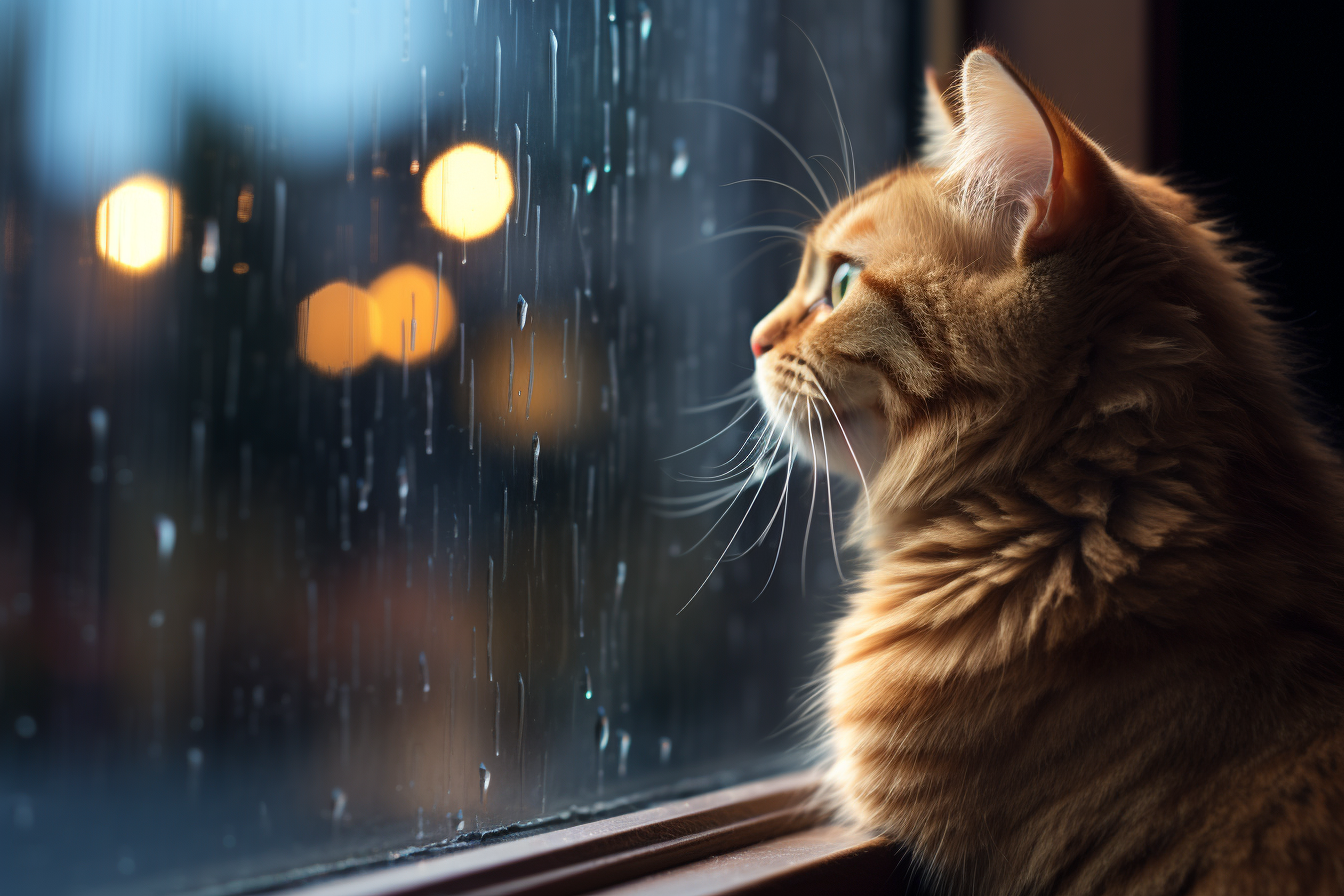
top-left (0, 1), bottom-right (916, 892)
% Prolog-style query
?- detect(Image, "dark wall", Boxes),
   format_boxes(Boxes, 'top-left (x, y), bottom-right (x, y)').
top-left (1153, 1), bottom-right (1342, 417)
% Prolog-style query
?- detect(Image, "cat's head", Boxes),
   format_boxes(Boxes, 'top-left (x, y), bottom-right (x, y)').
top-left (752, 47), bottom-right (1202, 513)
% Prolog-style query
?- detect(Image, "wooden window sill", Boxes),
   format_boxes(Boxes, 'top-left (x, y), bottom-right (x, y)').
top-left (288, 771), bottom-right (914, 896)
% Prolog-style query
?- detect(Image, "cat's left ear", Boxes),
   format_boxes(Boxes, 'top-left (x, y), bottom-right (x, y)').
top-left (944, 47), bottom-right (1111, 258)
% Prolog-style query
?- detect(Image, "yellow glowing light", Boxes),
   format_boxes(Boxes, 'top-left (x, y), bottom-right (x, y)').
top-left (368, 264), bottom-right (457, 364)
top-left (95, 174), bottom-right (182, 272)
top-left (297, 281), bottom-right (382, 375)
top-left (233, 262), bottom-right (250, 275)
top-left (422, 144), bottom-right (513, 240)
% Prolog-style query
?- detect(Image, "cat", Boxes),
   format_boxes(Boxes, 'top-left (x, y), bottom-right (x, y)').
top-left (750, 47), bottom-right (1344, 895)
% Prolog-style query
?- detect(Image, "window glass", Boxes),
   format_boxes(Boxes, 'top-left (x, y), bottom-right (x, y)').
top-left (0, 1), bottom-right (913, 892)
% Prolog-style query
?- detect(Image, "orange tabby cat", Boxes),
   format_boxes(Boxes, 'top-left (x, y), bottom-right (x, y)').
top-left (751, 48), bottom-right (1344, 895)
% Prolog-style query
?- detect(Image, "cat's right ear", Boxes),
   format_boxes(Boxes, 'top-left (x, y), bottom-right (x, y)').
top-left (919, 67), bottom-right (959, 167)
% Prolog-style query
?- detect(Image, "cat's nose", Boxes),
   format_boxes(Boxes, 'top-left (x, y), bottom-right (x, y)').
top-left (751, 339), bottom-right (768, 358)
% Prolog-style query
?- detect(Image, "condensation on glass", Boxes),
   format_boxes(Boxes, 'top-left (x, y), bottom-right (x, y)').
top-left (0, 1), bottom-right (911, 892)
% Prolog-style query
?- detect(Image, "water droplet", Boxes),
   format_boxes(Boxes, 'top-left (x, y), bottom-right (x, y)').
top-left (549, 31), bottom-right (559, 145)
top-left (187, 747), bottom-right (204, 769)
top-left (416, 806), bottom-right (425, 840)
top-left (478, 763), bottom-right (491, 803)
top-left (148, 610), bottom-right (164, 628)
top-left (582, 157), bottom-right (598, 194)
top-left (89, 407), bottom-right (108, 483)
top-left (639, 2), bottom-right (652, 41)
top-left (531, 433), bottom-right (541, 500)
top-left (595, 706), bottom-right (609, 753)
top-left (602, 102), bottom-right (612, 173)
top-left (584, 665), bottom-right (593, 699)
top-left (516, 294), bottom-right (529, 329)
top-left (670, 138), bottom-right (688, 179)
top-left (154, 514), bottom-right (176, 563)
top-left (14, 715), bottom-right (37, 739)
top-left (330, 788), bottom-right (348, 823)
top-left (617, 730), bottom-right (630, 777)
top-left (418, 651), bottom-right (430, 693)
top-left (397, 457), bottom-right (409, 525)
top-left (659, 737), bottom-right (672, 766)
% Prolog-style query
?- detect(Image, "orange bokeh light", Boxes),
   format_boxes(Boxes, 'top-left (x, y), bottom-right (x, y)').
top-left (296, 281), bottom-right (382, 375)
top-left (368, 264), bottom-right (456, 364)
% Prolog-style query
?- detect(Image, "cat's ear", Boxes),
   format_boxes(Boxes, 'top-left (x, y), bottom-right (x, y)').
top-left (943, 47), bottom-right (1108, 256)
top-left (919, 67), bottom-right (959, 167)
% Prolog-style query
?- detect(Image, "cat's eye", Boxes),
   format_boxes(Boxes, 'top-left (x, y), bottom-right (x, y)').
top-left (831, 262), bottom-right (860, 306)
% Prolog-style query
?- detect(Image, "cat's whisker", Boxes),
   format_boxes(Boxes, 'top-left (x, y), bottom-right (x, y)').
top-left (752, 446), bottom-right (795, 602)
top-left (679, 98), bottom-right (832, 209)
top-left (800, 400), bottom-right (820, 597)
top-left (702, 389), bottom-right (790, 474)
top-left (812, 397), bottom-right (847, 583)
top-left (678, 376), bottom-right (756, 412)
top-left (676, 396), bottom-right (798, 614)
top-left (648, 457), bottom-right (786, 520)
top-left (808, 154), bottom-right (846, 204)
top-left (676, 394), bottom-right (755, 415)
top-left (722, 237), bottom-right (804, 283)
top-left (733, 439), bottom-right (796, 558)
top-left (668, 405), bottom-right (790, 544)
top-left (786, 17), bottom-right (854, 195)
top-left (807, 373), bottom-right (872, 507)
top-left (695, 225), bottom-right (808, 246)
top-left (720, 178), bottom-right (826, 220)
top-left (658, 402), bottom-right (759, 461)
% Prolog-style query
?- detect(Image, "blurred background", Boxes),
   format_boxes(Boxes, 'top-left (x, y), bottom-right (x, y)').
top-left (0, 1), bottom-right (1333, 895)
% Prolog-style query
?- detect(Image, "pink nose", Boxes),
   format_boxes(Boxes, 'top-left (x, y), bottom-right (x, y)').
top-left (751, 340), bottom-right (765, 358)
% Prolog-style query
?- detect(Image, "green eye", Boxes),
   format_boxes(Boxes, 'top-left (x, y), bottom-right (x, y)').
top-left (831, 262), bottom-right (859, 306)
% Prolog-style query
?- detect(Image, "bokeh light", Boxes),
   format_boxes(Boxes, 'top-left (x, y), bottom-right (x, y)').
top-left (297, 281), bottom-right (382, 375)
top-left (94, 174), bottom-right (182, 272)
top-left (421, 144), bottom-right (513, 240)
top-left (368, 264), bottom-right (456, 364)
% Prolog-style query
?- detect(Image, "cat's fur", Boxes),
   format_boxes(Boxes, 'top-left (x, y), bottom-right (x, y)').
top-left (751, 48), bottom-right (1344, 895)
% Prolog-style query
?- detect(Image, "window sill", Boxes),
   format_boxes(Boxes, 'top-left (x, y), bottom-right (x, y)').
top-left (287, 771), bottom-right (913, 896)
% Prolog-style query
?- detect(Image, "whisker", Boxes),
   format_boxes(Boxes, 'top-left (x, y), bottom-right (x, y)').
top-left (722, 237), bottom-right (802, 282)
top-left (752, 446), bottom-right (795, 601)
top-left (800, 400), bottom-right (820, 596)
top-left (720, 177), bottom-right (825, 220)
top-left (678, 391), bottom-right (756, 415)
top-left (679, 98), bottom-right (832, 209)
top-left (809, 376), bottom-right (871, 506)
top-left (787, 18), bottom-right (854, 195)
top-left (658, 402), bottom-right (758, 460)
top-left (703, 390), bottom-right (788, 473)
top-left (695, 225), bottom-right (807, 245)
top-left (732, 440), bottom-right (796, 558)
top-left (813, 397), bottom-right (846, 583)
top-left (807, 156), bottom-right (845, 209)
top-left (677, 396), bottom-right (798, 614)
top-left (650, 457), bottom-right (786, 520)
